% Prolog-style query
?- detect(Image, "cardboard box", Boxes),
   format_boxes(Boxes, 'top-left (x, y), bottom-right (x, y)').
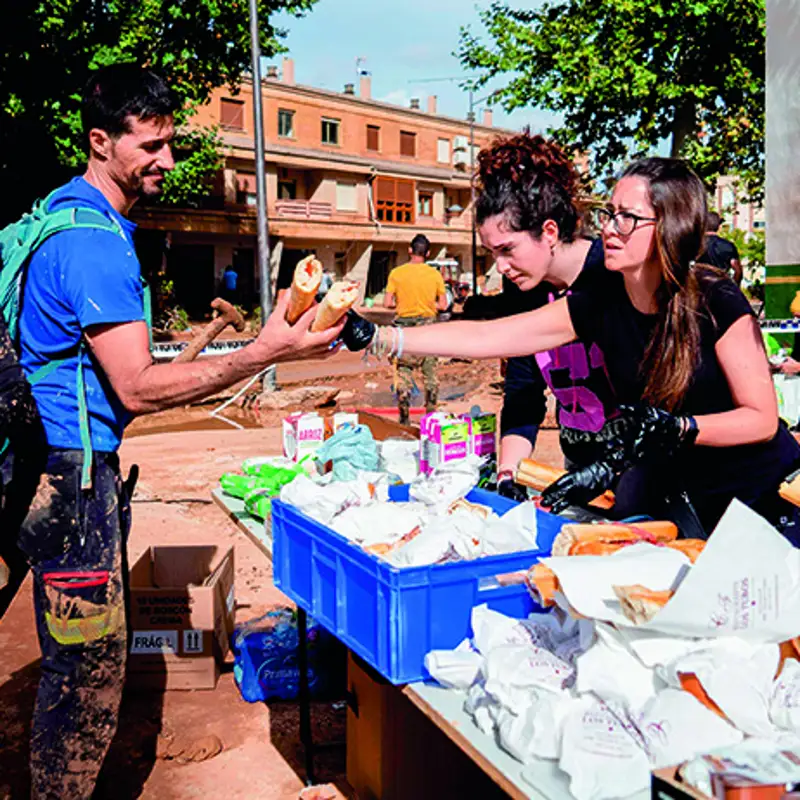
top-left (128, 545), bottom-right (235, 691)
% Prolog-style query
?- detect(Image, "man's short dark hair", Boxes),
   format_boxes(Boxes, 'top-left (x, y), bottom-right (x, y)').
top-left (707, 211), bottom-right (723, 232)
top-left (81, 64), bottom-right (179, 139)
top-left (410, 234), bottom-right (430, 257)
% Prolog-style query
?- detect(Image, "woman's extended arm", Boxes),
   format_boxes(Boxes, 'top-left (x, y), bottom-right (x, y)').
top-left (400, 298), bottom-right (577, 360)
top-left (695, 315), bottom-right (779, 446)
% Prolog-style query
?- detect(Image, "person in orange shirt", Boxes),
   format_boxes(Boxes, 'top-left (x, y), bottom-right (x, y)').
top-left (384, 234), bottom-right (448, 423)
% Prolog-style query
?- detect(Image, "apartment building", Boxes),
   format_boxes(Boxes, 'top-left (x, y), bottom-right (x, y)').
top-left (712, 175), bottom-right (765, 235)
top-left (132, 58), bottom-right (508, 316)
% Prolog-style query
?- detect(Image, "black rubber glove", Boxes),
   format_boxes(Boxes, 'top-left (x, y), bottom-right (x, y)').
top-left (497, 478), bottom-right (529, 503)
top-left (539, 460), bottom-right (616, 515)
top-left (619, 404), bottom-right (698, 464)
top-left (340, 310), bottom-right (376, 352)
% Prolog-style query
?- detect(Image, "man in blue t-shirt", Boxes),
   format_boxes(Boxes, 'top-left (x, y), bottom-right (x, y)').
top-left (222, 264), bottom-right (238, 303)
top-left (16, 64), bottom-right (344, 799)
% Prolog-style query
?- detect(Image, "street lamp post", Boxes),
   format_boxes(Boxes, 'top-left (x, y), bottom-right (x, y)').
top-left (248, 0), bottom-right (277, 391)
top-left (469, 88), bottom-right (477, 296)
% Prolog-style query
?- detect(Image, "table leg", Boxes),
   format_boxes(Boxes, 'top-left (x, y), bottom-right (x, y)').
top-left (297, 607), bottom-right (315, 785)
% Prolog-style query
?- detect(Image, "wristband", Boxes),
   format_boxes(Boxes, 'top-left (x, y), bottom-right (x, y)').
top-left (683, 415), bottom-right (699, 445)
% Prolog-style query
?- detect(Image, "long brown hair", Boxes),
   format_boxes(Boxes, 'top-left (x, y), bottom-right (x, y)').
top-left (475, 130), bottom-right (583, 242)
top-left (620, 158), bottom-right (713, 411)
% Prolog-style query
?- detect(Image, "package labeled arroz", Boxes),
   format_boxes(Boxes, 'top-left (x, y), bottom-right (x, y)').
top-left (420, 413), bottom-right (471, 475)
top-left (283, 412), bottom-right (325, 463)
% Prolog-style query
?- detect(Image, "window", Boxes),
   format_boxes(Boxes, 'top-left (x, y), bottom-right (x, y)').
top-left (418, 192), bottom-right (433, 217)
top-left (437, 138), bottom-right (450, 164)
top-left (375, 177), bottom-right (415, 224)
top-left (278, 109), bottom-right (295, 138)
top-left (336, 181), bottom-right (357, 212)
top-left (220, 98), bottom-right (244, 129)
top-left (753, 220), bottom-right (766, 230)
top-left (400, 130), bottom-right (416, 157)
top-left (367, 124), bottom-right (380, 152)
top-left (322, 117), bottom-right (340, 145)
top-left (277, 180), bottom-right (296, 200)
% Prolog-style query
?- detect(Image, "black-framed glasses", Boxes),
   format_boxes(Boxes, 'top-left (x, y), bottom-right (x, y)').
top-left (594, 207), bottom-right (657, 236)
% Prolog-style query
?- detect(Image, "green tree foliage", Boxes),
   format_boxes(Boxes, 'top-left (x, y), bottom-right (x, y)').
top-left (459, 0), bottom-right (765, 200)
top-left (0, 0), bottom-right (316, 223)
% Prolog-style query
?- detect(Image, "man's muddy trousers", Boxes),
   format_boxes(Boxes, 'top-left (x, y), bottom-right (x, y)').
top-left (394, 316), bottom-right (439, 425)
top-left (18, 449), bottom-right (134, 800)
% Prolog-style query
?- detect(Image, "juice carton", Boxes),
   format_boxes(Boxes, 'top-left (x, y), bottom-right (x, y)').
top-left (326, 412), bottom-right (360, 438)
top-left (419, 413), bottom-right (471, 475)
top-left (283, 412), bottom-right (325, 463)
top-left (463, 412), bottom-right (498, 489)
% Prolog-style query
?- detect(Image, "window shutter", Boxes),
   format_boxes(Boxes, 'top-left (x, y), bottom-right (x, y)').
top-left (400, 131), bottom-right (416, 157)
top-left (367, 125), bottom-right (380, 151)
top-left (221, 98), bottom-right (244, 129)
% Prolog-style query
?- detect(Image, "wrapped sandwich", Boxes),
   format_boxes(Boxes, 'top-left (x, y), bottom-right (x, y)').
top-left (287, 254), bottom-right (323, 324)
top-left (311, 280), bottom-right (360, 332)
top-left (514, 459), bottom-right (615, 510)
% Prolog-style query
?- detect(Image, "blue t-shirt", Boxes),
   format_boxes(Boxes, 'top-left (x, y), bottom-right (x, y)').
top-left (19, 177), bottom-right (145, 452)
top-left (223, 269), bottom-right (238, 291)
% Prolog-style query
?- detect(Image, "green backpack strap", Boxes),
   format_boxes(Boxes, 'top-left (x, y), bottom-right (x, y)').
top-left (19, 203), bottom-right (129, 490)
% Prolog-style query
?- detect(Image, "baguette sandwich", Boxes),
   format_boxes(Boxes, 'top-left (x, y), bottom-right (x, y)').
top-left (287, 254), bottom-right (323, 324)
top-left (514, 459), bottom-right (615, 510)
top-left (311, 280), bottom-right (360, 332)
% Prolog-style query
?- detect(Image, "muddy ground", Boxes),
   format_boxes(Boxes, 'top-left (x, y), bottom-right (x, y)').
top-left (0, 352), bottom-right (563, 800)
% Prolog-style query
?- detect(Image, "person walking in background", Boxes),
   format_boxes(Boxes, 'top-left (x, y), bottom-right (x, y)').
top-left (221, 264), bottom-right (239, 304)
top-left (384, 234), bottom-right (448, 424)
top-left (699, 211), bottom-right (742, 286)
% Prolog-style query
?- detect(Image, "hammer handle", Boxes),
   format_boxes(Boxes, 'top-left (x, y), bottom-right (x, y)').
top-left (173, 317), bottom-right (231, 363)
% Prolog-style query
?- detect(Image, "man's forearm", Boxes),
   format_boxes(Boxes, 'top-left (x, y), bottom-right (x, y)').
top-left (119, 346), bottom-right (265, 415)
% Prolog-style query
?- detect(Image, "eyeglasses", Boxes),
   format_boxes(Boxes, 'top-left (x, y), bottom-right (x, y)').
top-left (595, 207), bottom-right (657, 236)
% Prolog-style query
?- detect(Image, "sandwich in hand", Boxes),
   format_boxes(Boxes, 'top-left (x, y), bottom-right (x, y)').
top-left (311, 280), bottom-right (360, 332)
top-left (287, 254), bottom-right (323, 324)
top-left (515, 459), bottom-right (615, 510)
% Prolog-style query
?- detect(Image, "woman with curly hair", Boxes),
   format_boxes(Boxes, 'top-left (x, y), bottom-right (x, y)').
top-left (464, 131), bottom-right (622, 502)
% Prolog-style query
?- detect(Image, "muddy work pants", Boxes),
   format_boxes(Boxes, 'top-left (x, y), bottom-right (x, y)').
top-left (18, 449), bottom-right (133, 800)
top-left (394, 316), bottom-right (439, 425)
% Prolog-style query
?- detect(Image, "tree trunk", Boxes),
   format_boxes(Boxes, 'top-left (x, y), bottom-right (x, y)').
top-left (671, 98), bottom-right (697, 157)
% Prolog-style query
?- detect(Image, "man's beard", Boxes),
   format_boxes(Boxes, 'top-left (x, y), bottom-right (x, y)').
top-left (127, 171), bottom-right (165, 199)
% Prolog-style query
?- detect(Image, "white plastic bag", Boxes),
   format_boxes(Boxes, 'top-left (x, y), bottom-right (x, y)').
top-left (495, 691), bottom-right (576, 762)
top-left (379, 438), bottom-right (420, 483)
top-left (330, 501), bottom-right (428, 548)
top-left (279, 474), bottom-right (374, 524)
top-left (409, 456), bottom-right (481, 510)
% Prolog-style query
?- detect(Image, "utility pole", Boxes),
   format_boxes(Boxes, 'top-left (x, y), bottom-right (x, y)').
top-left (248, 0), bottom-right (277, 390)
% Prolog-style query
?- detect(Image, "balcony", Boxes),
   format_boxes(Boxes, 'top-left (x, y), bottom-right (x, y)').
top-left (274, 200), bottom-right (333, 220)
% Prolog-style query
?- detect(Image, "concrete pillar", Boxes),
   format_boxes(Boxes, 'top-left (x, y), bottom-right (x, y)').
top-left (345, 243), bottom-right (373, 302)
top-left (270, 239), bottom-right (284, 295)
top-left (766, 0), bottom-right (800, 317)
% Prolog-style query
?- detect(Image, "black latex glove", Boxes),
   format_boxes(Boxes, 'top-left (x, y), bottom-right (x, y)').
top-left (539, 460), bottom-right (616, 515)
top-left (619, 404), bottom-right (698, 464)
top-left (340, 310), bottom-right (376, 352)
top-left (497, 478), bottom-right (529, 503)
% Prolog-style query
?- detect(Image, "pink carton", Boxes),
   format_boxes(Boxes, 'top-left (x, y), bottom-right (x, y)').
top-left (419, 413), bottom-right (471, 475)
top-left (462, 412), bottom-right (497, 459)
top-left (282, 412), bottom-right (325, 463)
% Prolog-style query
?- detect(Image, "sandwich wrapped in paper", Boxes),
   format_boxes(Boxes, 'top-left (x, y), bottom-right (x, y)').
top-left (286, 254), bottom-right (323, 324)
top-left (311, 280), bottom-right (359, 332)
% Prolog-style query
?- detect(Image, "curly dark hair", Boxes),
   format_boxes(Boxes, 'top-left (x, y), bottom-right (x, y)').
top-left (475, 130), bottom-right (582, 242)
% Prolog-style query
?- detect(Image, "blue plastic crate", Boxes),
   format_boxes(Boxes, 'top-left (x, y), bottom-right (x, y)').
top-left (272, 487), bottom-right (566, 684)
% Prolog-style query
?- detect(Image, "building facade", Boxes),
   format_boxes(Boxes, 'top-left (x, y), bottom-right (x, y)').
top-left (132, 58), bottom-right (508, 317)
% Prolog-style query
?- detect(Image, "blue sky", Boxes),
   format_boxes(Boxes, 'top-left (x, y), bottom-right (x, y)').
top-left (270, 0), bottom-right (560, 133)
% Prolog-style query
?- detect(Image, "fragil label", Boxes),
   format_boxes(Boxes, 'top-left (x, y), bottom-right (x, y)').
top-left (131, 630), bottom-right (179, 654)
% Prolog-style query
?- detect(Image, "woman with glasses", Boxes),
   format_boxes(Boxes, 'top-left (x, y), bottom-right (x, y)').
top-left (461, 132), bottom-right (622, 502)
top-left (374, 157), bottom-right (800, 537)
